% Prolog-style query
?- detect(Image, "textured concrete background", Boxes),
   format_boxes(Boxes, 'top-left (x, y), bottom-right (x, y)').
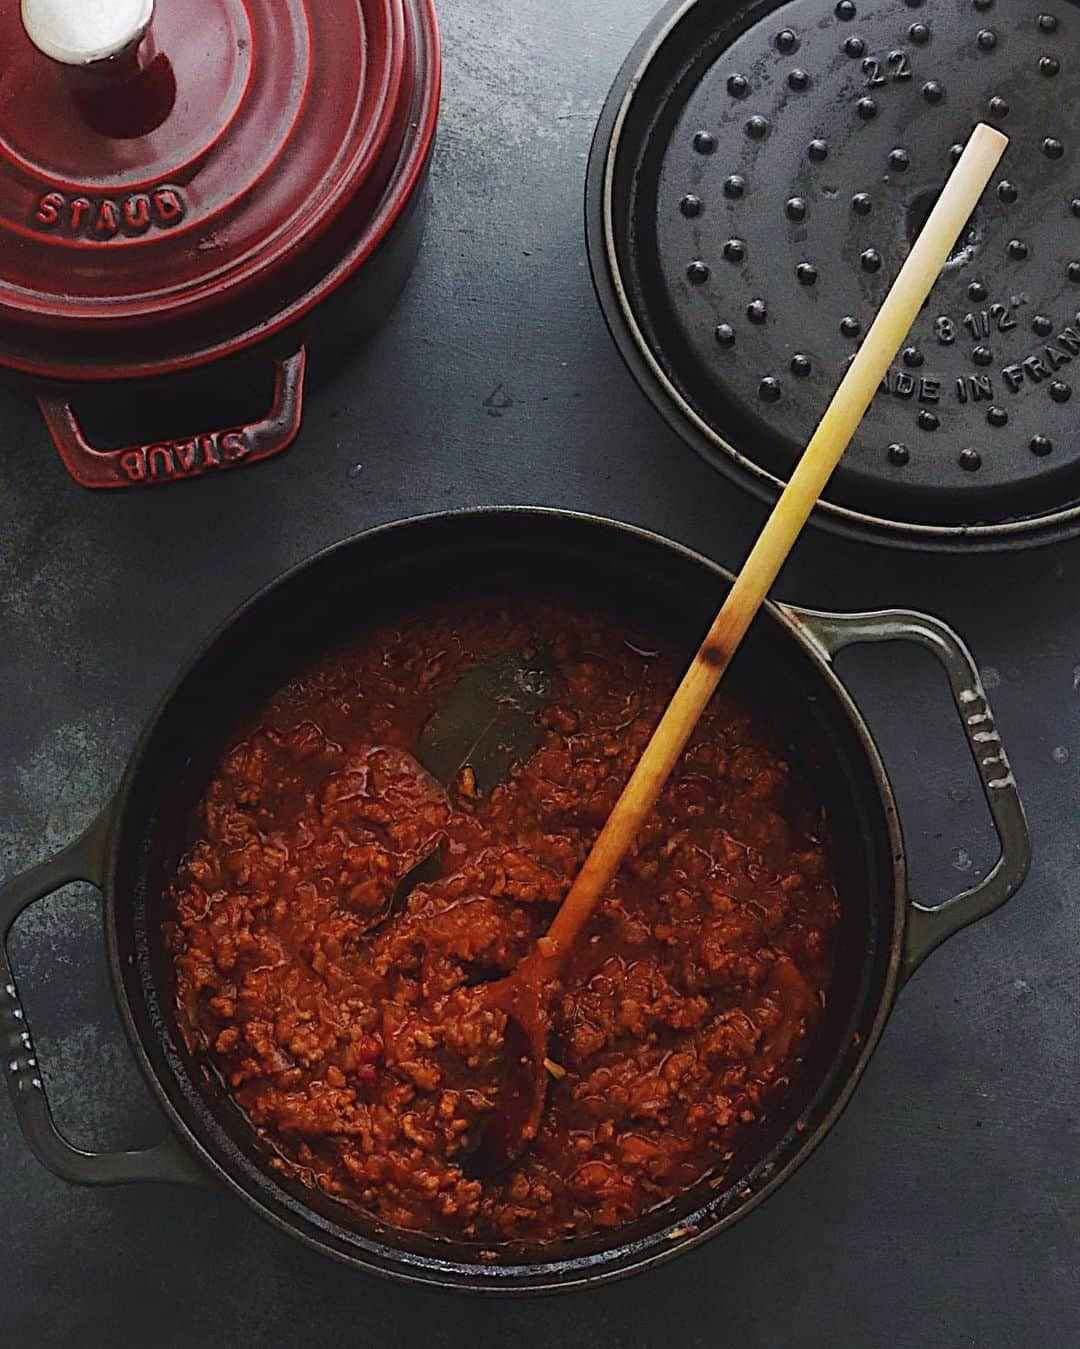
top-left (1, 0), bottom-right (1077, 1344)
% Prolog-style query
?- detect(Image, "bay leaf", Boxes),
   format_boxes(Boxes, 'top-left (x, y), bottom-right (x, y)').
top-left (371, 647), bottom-right (554, 930)
top-left (417, 647), bottom-right (554, 795)
top-left (384, 841), bottom-right (446, 924)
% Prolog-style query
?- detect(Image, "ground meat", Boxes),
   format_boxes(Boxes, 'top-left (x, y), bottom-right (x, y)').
top-left (170, 592), bottom-right (839, 1244)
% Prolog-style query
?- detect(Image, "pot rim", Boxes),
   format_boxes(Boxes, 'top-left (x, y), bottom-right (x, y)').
top-left (584, 0), bottom-right (1080, 552)
top-left (6, 0), bottom-right (441, 386)
top-left (103, 506), bottom-right (908, 1293)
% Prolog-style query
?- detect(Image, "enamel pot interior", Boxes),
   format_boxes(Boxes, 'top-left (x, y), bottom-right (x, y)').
top-left (106, 509), bottom-right (901, 1292)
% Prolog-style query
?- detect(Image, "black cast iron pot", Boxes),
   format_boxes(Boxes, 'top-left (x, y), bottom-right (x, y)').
top-left (0, 509), bottom-right (1031, 1293)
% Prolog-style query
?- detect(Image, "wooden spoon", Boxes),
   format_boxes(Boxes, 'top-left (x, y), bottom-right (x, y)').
top-left (466, 123), bottom-right (1009, 1176)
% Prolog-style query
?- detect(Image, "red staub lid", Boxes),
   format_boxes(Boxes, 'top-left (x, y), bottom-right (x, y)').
top-left (0, 0), bottom-right (434, 380)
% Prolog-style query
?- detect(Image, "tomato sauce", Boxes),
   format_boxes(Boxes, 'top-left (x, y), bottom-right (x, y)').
top-left (170, 593), bottom-right (839, 1243)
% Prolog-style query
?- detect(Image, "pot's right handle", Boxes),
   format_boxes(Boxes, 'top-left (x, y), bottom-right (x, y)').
top-left (783, 607), bottom-right (1031, 982)
top-left (1, 805), bottom-right (204, 1185)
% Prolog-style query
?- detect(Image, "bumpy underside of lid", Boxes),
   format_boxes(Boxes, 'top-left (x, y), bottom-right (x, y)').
top-left (634, 0), bottom-right (1080, 527)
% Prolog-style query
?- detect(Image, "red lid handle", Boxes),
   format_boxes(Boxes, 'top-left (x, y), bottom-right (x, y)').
top-left (36, 348), bottom-right (308, 489)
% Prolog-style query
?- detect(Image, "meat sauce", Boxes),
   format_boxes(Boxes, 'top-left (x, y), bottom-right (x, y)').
top-left (171, 593), bottom-right (840, 1244)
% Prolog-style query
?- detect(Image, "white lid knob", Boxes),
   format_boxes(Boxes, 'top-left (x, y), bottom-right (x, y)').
top-left (21, 0), bottom-right (154, 66)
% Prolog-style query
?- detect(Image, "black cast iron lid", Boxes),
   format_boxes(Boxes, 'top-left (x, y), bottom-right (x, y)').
top-left (621, 0), bottom-right (1080, 531)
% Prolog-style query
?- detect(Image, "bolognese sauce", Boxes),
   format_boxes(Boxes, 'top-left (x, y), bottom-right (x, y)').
top-left (171, 593), bottom-right (839, 1243)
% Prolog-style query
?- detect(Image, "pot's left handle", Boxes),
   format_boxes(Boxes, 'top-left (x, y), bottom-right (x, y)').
top-left (1, 806), bottom-right (204, 1185)
top-left (783, 606), bottom-right (1031, 983)
top-left (36, 347), bottom-right (307, 490)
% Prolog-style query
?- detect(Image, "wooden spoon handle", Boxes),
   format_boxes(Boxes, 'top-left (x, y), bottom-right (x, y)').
top-left (540, 122), bottom-right (1008, 964)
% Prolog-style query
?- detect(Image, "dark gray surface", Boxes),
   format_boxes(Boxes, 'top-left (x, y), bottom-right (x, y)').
top-left (1, 1), bottom-right (1076, 1344)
